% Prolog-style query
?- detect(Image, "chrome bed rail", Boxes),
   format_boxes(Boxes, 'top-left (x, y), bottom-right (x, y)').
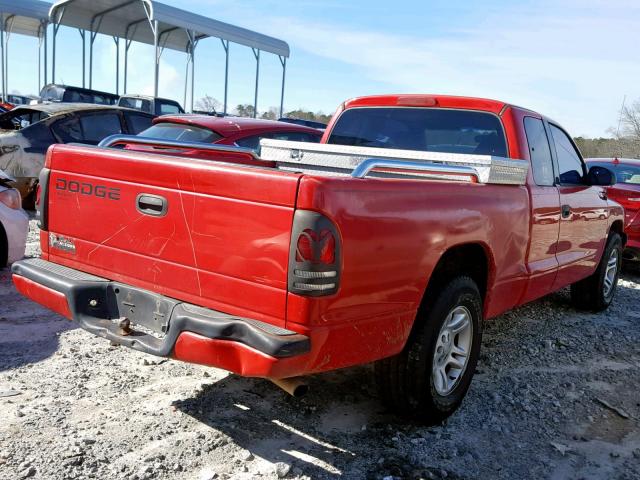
top-left (260, 139), bottom-right (529, 185)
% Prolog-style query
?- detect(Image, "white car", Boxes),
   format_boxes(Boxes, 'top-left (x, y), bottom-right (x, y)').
top-left (0, 169), bottom-right (29, 266)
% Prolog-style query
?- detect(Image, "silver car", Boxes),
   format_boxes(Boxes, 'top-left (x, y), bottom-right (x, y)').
top-left (0, 169), bottom-right (28, 266)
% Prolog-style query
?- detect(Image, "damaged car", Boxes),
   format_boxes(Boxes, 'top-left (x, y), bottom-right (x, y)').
top-left (0, 169), bottom-right (28, 267)
top-left (0, 103), bottom-right (155, 209)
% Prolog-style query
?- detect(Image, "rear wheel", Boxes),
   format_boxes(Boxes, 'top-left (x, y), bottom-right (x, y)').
top-left (374, 276), bottom-right (483, 424)
top-left (570, 233), bottom-right (622, 312)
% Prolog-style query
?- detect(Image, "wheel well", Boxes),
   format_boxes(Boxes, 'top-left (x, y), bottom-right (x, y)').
top-left (421, 243), bottom-right (490, 310)
top-left (609, 220), bottom-right (626, 246)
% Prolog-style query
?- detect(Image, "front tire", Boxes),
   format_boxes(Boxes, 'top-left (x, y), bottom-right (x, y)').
top-left (375, 276), bottom-right (483, 424)
top-left (570, 233), bottom-right (622, 312)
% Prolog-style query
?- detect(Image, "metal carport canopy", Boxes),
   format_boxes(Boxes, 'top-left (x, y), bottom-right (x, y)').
top-left (0, 0), bottom-right (51, 100)
top-left (49, 0), bottom-right (290, 114)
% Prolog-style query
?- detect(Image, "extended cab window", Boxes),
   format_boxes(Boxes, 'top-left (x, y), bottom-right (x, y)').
top-left (327, 107), bottom-right (507, 156)
top-left (140, 123), bottom-right (222, 143)
top-left (550, 124), bottom-right (584, 185)
top-left (524, 117), bottom-right (554, 186)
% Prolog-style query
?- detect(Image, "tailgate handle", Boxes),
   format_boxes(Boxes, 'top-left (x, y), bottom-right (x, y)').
top-left (136, 194), bottom-right (168, 217)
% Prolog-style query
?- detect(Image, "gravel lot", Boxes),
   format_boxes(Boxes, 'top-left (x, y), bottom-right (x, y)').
top-left (1, 220), bottom-right (639, 480)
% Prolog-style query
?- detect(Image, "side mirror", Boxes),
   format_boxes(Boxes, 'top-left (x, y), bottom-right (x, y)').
top-left (587, 166), bottom-right (616, 186)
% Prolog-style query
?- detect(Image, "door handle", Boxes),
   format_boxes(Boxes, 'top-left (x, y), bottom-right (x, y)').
top-left (561, 204), bottom-right (571, 218)
top-left (136, 194), bottom-right (168, 217)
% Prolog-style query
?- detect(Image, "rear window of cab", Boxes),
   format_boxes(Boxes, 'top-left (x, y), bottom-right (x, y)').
top-left (327, 107), bottom-right (508, 157)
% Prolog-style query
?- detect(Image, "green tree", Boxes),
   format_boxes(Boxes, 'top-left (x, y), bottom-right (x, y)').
top-left (235, 104), bottom-right (256, 118)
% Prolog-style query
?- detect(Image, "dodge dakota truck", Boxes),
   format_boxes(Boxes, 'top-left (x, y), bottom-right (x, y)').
top-left (11, 94), bottom-right (625, 423)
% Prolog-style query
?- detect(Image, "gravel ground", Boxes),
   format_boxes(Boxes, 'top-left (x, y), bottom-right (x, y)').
top-left (1, 220), bottom-right (639, 480)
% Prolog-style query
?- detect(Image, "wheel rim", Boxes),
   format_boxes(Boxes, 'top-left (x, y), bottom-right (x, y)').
top-left (432, 305), bottom-right (473, 396)
top-left (603, 248), bottom-right (619, 298)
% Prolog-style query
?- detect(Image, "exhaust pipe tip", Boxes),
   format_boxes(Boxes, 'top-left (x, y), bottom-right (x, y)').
top-left (270, 377), bottom-right (309, 397)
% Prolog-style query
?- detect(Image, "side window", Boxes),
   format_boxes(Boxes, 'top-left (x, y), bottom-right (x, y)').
top-left (523, 117), bottom-right (554, 186)
top-left (124, 113), bottom-right (154, 134)
top-left (549, 124), bottom-right (584, 185)
top-left (51, 116), bottom-right (83, 143)
top-left (79, 112), bottom-right (123, 144)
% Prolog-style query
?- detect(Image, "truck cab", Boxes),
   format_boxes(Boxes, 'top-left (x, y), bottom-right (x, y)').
top-left (117, 95), bottom-right (185, 116)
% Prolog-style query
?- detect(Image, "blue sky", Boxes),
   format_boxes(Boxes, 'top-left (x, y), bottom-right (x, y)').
top-left (4, 0), bottom-right (640, 137)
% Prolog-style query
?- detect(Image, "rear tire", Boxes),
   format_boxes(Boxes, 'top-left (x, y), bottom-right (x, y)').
top-left (374, 276), bottom-right (483, 424)
top-left (570, 233), bottom-right (622, 312)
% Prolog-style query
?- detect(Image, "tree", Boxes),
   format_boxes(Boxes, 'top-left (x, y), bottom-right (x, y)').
top-left (260, 107), bottom-right (279, 120)
top-left (284, 109), bottom-right (332, 124)
top-left (194, 95), bottom-right (221, 114)
top-left (235, 104), bottom-right (256, 118)
top-left (620, 99), bottom-right (640, 142)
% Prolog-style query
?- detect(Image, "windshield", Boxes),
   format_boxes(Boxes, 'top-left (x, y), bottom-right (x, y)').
top-left (588, 162), bottom-right (640, 185)
top-left (139, 122), bottom-right (222, 143)
top-left (327, 107), bottom-right (508, 156)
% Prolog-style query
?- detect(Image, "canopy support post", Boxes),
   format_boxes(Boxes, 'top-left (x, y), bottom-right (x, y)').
top-left (252, 48), bottom-right (260, 118)
top-left (124, 21), bottom-right (142, 95)
top-left (113, 36), bottom-right (120, 94)
top-left (78, 29), bottom-right (86, 87)
top-left (153, 20), bottom-right (159, 97)
top-left (0, 18), bottom-right (4, 102)
top-left (221, 39), bottom-right (229, 115)
top-left (279, 56), bottom-right (286, 118)
top-left (38, 22), bottom-right (49, 91)
top-left (3, 15), bottom-right (14, 98)
top-left (44, 22), bottom-right (48, 86)
top-left (51, 7), bottom-right (65, 85)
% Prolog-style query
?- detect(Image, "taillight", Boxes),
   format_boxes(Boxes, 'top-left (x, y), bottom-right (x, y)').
top-left (289, 211), bottom-right (341, 296)
top-left (296, 229), bottom-right (335, 264)
top-left (0, 188), bottom-right (21, 210)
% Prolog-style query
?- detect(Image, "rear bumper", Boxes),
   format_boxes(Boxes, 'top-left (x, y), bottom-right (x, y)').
top-left (11, 258), bottom-right (310, 378)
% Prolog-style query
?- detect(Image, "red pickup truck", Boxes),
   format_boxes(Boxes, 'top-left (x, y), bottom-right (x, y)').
top-left (12, 94), bottom-right (625, 424)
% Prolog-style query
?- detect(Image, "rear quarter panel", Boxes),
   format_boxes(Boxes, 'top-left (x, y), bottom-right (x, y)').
top-left (287, 176), bottom-right (531, 371)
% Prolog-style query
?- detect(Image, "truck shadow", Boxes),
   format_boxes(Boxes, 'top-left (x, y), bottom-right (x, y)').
top-left (172, 271), bottom-right (639, 479)
top-left (172, 366), bottom-right (426, 479)
top-left (0, 269), bottom-right (77, 372)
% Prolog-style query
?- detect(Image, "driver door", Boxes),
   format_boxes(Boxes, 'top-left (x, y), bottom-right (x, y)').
top-left (547, 122), bottom-right (609, 290)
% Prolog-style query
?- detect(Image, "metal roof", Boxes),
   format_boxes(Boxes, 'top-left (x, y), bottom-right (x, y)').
top-left (0, 0), bottom-right (50, 38)
top-left (49, 0), bottom-right (290, 56)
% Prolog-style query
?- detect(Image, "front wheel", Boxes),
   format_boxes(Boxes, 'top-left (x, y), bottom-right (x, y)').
top-left (374, 276), bottom-right (483, 424)
top-left (570, 233), bottom-right (622, 312)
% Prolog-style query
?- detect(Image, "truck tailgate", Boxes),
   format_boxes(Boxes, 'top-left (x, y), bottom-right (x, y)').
top-left (42, 144), bottom-right (301, 325)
